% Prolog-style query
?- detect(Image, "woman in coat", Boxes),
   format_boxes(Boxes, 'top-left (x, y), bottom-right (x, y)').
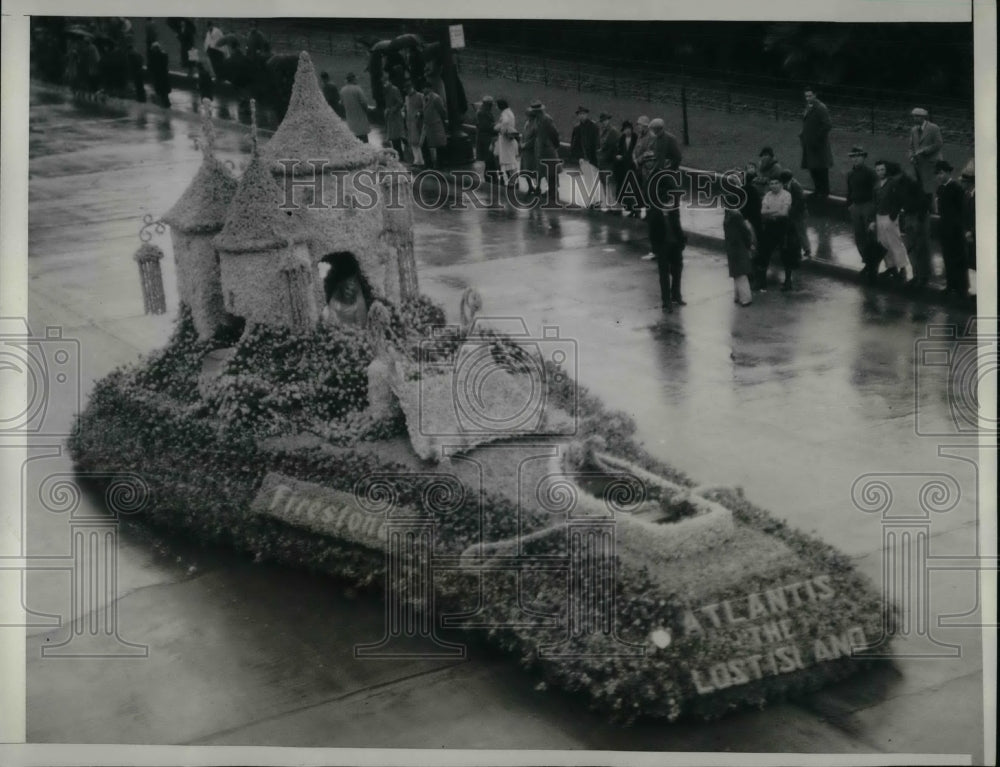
top-left (382, 74), bottom-right (405, 158)
top-left (404, 80), bottom-right (424, 166)
top-left (420, 84), bottom-right (448, 169)
top-left (614, 120), bottom-right (639, 215)
top-left (493, 98), bottom-right (519, 184)
top-left (723, 208), bottom-right (755, 306)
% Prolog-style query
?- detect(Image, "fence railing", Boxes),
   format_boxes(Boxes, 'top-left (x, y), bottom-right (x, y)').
top-left (455, 45), bottom-right (974, 147)
top-left (226, 22), bottom-right (975, 147)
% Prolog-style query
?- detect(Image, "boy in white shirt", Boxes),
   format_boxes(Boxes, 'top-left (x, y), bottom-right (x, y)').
top-left (755, 177), bottom-right (792, 291)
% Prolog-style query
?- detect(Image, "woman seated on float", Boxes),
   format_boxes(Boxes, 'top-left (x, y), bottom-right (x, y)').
top-left (321, 253), bottom-right (371, 329)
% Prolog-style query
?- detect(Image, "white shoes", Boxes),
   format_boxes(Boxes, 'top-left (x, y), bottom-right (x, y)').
top-left (641, 252), bottom-right (656, 261)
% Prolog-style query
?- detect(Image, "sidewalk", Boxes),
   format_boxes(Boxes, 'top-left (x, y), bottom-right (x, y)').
top-left (33, 74), bottom-right (974, 306)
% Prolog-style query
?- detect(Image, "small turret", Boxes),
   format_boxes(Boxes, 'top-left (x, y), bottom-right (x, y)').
top-left (160, 99), bottom-right (238, 339)
top-left (214, 100), bottom-right (316, 330)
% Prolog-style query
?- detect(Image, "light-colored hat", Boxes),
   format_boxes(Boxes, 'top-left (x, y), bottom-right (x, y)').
top-left (649, 118), bottom-right (665, 130)
top-left (911, 107), bottom-right (929, 117)
top-left (961, 158), bottom-right (975, 179)
top-left (636, 115), bottom-right (650, 126)
top-left (481, 95), bottom-right (494, 104)
top-left (527, 100), bottom-right (545, 113)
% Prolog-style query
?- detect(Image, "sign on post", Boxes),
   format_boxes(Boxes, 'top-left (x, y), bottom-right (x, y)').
top-left (449, 24), bottom-right (466, 49)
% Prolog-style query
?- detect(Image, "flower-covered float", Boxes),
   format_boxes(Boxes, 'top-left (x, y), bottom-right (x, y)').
top-left (69, 52), bottom-right (894, 723)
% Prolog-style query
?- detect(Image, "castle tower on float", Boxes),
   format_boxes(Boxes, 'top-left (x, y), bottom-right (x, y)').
top-left (213, 110), bottom-right (316, 332)
top-left (259, 51), bottom-right (419, 308)
top-left (160, 99), bottom-right (238, 340)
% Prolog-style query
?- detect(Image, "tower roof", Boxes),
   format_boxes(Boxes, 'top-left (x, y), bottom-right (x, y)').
top-left (261, 51), bottom-right (381, 174)
top-left (162, 156), bottom-right (239, 234)
top-left (214, 151), bottom-right (300, 254)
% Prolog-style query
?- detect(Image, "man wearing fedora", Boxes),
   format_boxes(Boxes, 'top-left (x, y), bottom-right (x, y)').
top-left (569, 106), bottom-right (599, 167)
top-left (908, 107), bottom-right (943, 202)
top-left (570, 106), bottom-right (600, 207)
top-left (935, 159), bottom-right (968, 300)
top-left (845, 145), bottom-right (878, 277)
top-left (523, 100), bottom-right (561, 203)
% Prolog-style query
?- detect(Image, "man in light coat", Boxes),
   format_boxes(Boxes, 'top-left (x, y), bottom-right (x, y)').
top-left (340, 72), bottom-right (372, 143)
top-left (908, 107), bottom-right (943, 202)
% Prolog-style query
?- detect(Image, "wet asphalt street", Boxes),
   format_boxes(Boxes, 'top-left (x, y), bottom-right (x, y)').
top-left (16, 86), bottom-right (989, 759)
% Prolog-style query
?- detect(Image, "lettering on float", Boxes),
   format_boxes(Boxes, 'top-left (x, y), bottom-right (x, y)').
top-left (250, 473), bottom-right (388, 550)
top-left (684, 575), bottom-right (872, 695)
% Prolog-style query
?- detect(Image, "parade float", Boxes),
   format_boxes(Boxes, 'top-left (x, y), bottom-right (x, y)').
top-left (69, 52), bottom-right (893, 724)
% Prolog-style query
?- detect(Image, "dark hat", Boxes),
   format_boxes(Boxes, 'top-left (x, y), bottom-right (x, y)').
top-left (759, 146), bottom-right (774, 157)
top-left (598, 111), bottom-right (612, 120)
top-left (575, 105), bottom-right (590, 115)
top-left (778, 169), bottom-right (794, 182)
top-left (848, 145), bottom-right (868, 157)
top-left (345, 72), bottom-right (357, 82)
top-left (934, 160), bottom-right (954, 173)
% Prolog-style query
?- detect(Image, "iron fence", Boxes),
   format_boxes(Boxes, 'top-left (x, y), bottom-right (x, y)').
top-left (227, 22), bottom-right (974, 147)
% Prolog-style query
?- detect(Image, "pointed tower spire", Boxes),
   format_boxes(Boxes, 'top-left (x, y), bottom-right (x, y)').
top-left (262, 51), bottom-right (380, 171)
top-left (162, 100), bottom-right (237, 234)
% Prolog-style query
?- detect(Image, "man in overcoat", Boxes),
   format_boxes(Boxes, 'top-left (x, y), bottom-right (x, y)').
top-left (908, 107), bottom-right (943, 202)
top-left (527, 101), bottom-right (561, 204)
top-left (799, 88), bottom-right (833, 199)
top-left (935, 160), bottom-right (968, 300)
top-left (596, 112), bottom-right (620, 210)
top-left (845, 146), bottom-right (877, 259)
top-left (569, 106), bottom-right (599, 167)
